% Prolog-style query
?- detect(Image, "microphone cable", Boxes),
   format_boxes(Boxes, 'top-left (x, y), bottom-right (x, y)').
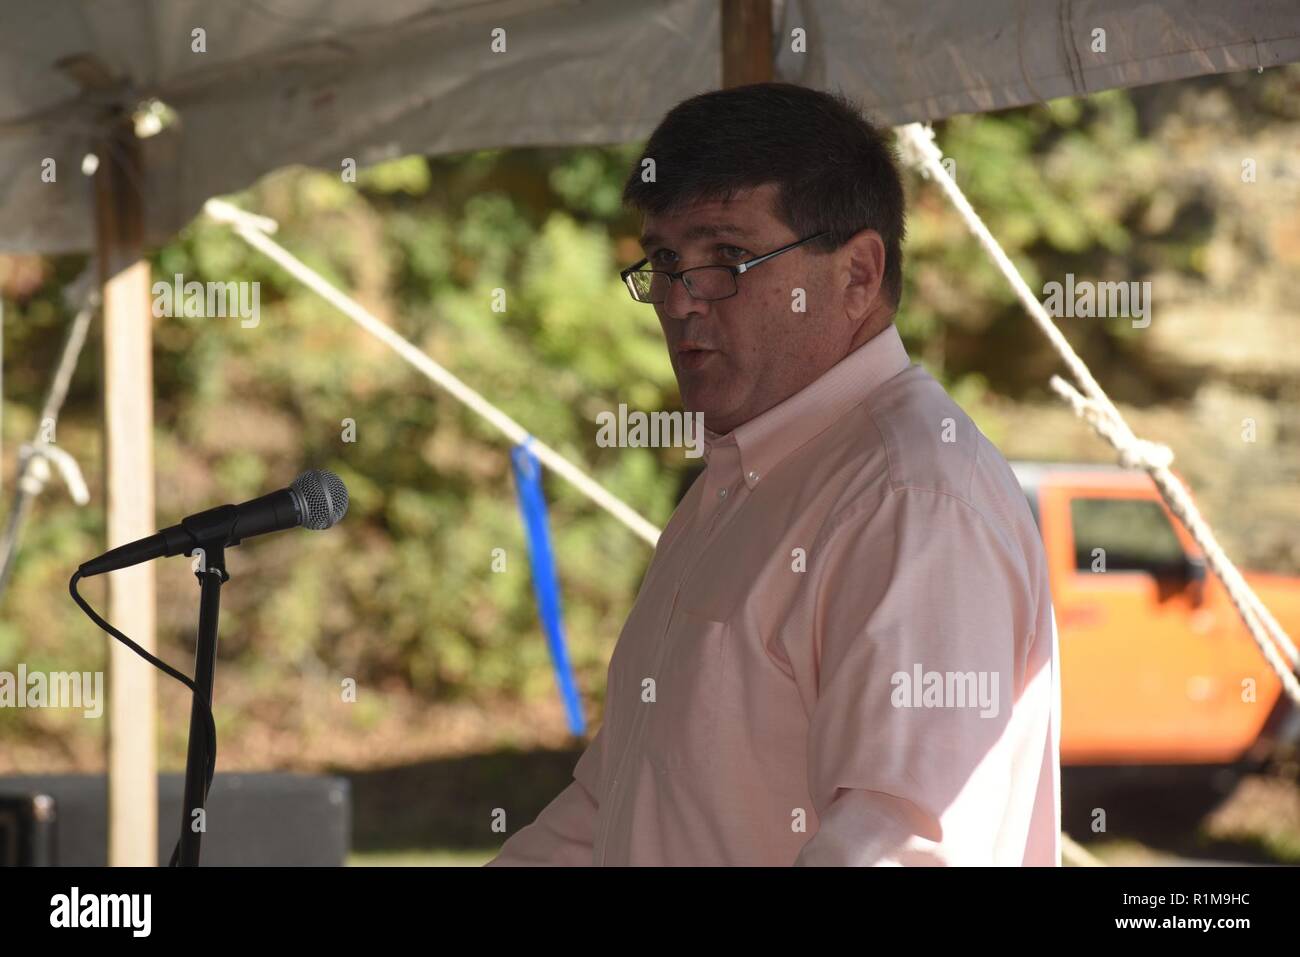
top-left (69, 569), bottom-right (218, 867)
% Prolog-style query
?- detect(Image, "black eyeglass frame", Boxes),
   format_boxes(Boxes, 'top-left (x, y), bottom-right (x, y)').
top-left (620, 230), bottom-right (831, 303)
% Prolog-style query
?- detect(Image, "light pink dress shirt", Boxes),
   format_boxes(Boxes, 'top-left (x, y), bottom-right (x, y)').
top-left (488, 322), bottom-right (1061, 866)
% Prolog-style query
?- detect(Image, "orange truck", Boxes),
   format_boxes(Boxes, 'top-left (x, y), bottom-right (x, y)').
top-left (1012, 462), bottom-right (1300, 768)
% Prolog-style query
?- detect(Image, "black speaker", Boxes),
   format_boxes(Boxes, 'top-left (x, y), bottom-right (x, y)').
top-left (0, 793), bottom-right (57, 865)
top-left (0, 773), bottom-right (349, 866)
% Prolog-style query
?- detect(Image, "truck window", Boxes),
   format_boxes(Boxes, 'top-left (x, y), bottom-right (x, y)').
top-left (1070, 497), bottom-right (1186, 575)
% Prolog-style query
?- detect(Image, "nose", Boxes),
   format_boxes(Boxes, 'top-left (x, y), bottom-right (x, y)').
top-left (661, 273), bottom-right (707, 321)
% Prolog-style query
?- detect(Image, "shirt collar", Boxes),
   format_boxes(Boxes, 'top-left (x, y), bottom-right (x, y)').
top-left (701, 322), bottom-right (911, 488)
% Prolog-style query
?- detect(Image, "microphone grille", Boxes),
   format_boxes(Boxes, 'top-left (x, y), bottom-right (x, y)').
top-left (291, 469), bottom-right (349, 530)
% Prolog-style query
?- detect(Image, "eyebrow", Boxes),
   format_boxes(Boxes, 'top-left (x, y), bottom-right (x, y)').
top-left (639, 222), bottom-right (757, 250)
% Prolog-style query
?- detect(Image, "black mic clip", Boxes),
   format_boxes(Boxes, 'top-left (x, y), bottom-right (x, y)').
top-left (179, 506), bottom-right (241, 583)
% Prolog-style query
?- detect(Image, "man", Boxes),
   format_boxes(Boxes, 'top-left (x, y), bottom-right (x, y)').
top-left (487, 82), bottom-right (1060, 866)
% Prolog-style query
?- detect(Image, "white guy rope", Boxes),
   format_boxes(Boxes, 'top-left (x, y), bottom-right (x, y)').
top-left (895, 122), bottom-right (1300, 705)
top-left (0, 280), bottom-right (96, 602)
top-left (203, 199), bottom-right (661, 548)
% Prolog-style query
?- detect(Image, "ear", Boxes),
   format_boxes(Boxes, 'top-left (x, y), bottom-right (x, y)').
top-left (840, 228), bottom-right (887, 324)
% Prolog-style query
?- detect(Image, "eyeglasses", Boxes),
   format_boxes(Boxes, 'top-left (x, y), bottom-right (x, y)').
top-left (620, 230), bottom-right (830, 304)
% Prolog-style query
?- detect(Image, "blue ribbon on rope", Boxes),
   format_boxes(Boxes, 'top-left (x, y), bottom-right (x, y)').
top-left (509, 439), bottom-right (585, 736)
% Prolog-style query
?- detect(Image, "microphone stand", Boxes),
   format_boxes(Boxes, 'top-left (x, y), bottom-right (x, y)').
top-left (178, 526), bottom-right (233, 866)
top-left (73, 473), bottom-right (346, 866)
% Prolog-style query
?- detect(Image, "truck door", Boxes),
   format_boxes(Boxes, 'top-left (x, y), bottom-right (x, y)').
top-left (1039, 481), bottom-right (1222, 763)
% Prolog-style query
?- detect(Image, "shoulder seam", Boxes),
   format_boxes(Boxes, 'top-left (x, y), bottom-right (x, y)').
top-left (815, 482), bottom-right (1005, 557)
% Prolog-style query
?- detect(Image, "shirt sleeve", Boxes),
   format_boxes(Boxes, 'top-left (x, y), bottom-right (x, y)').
top-left (484, 723), bottom-right (606, 866)
top-left (789, 487), bottom-right (1034, 866)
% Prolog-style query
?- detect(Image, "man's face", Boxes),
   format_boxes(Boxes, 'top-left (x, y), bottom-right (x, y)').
top-left (639, 183), bottom-right (869, 434)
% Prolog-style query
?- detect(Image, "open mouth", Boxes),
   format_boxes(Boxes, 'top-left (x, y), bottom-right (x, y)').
top-left (676, 347), bottom-right (718, 371)
top-left (676, 340), bottom-right (720, 369)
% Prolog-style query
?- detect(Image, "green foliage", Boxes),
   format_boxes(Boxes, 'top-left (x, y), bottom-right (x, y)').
top-left (3, 72), bottom-right (1287, 767)
top-left (902, 89), bottom-right (1172, 395)
top-left (2, 143), bottom-right (684, 760)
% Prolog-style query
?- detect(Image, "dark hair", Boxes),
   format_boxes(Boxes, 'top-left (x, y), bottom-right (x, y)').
top-left (621, 82), bottom-right (906, 308)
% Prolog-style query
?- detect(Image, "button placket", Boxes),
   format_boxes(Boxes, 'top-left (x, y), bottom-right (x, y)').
top-left (597, 465), bottom-right (741, 863)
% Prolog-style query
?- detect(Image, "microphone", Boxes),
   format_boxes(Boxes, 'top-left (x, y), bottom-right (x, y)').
top-left (78, 469), bottom-right (348, 577)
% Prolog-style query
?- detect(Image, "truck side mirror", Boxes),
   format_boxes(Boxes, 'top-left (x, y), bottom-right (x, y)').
top-left (1183, 555), bottom-right (1207, 604)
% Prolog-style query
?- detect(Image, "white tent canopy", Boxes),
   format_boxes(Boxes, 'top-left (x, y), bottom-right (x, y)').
top-left (3, 0), bottom-right (1299, 252)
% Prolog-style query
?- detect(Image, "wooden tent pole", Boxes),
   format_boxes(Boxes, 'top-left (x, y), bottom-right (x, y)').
top-left (721, 0), bottom-right (773, 87)
top-left (93, 114), bottom-right (158, 867)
